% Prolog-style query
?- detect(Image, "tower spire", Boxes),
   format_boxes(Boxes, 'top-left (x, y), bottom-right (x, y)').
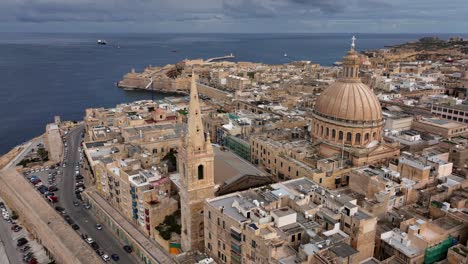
top-left (351, 35), bottom-right (356, 51)
top-left (185, 70), bottom-right (207, 151)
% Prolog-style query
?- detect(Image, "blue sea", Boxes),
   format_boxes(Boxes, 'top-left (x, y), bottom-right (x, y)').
top-left (0, 33), bottom-right (459, 154)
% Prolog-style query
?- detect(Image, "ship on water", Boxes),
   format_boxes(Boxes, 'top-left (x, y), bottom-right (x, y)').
top-left (97, 39), bottom-right (107, 45)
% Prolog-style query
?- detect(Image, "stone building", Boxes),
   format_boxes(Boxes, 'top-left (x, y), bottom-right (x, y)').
top-left (179, 73), bottom-right (216, 252)
top-left (311, 39), bottom-right (400, 166)
top-left (204, 177), bottom-right (378, 264)
top-left (412, 117), bottom-right (468, 139)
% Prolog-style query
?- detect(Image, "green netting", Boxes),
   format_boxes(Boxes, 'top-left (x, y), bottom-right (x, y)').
top-left (424, 236), bottom-right (454, 264)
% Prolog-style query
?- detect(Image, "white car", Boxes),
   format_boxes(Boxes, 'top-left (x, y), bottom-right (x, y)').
top-left (2, 213), bottom-right (10, 220)
top-left (75, 170), bottom-right (79, 175)
top-left (86, 237), bottom-right (94, 244)
top-left (101, 254), bottom-right (110, 262)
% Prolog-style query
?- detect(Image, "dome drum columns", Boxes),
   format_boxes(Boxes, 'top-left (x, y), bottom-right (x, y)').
top-left (312, 118), bottom-right (382, 148)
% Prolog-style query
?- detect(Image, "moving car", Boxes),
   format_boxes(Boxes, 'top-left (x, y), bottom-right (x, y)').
top-left (95, 224), bottom-right (102, 230)
top-left (73, 201), bottom-right (80, 207)
top-left (123, 245), bottom-right (133, 253)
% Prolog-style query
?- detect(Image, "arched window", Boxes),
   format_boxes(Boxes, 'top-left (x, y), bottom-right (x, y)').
top-left (320, 125), bottom-right (324, 137)
top-left (339, 131), bottom-right (344, 140)
top-left (346, 132), bottom-right (352, 143)
top-left (355, 133), bottom-right (361, 144)
top-left (365, 133), bottom-right (370, 142)
top-left (326, 128), bottom-right (329, 137)
top-left (198, 165), bottom-right (204, 180)
top-left (332, 129), bottom-right (336, 139)
top-left (372, 132), bottom-right (377, 140)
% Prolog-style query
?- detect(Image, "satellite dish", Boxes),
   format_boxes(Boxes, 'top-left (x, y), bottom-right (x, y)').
top-left (366, 140), bottom-right (379, 148)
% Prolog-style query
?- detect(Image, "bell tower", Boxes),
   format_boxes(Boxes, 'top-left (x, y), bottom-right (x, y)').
top-left (179, 71), bottom-right (215, 252)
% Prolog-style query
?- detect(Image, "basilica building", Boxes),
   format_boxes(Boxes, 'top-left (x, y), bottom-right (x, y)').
top-left (311, 38), bottom-right (399, 166)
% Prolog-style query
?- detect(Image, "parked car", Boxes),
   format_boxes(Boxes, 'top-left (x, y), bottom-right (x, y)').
top-left (17, 237), bottom-right (28, 247)
top-left (19, 245), bottom-right (30, 252)
top-left (81, 234), bottom-right (88, 240)
top-left (48, 196), bottom-right (58, 203)
top-left (123, 245), bottom-right (133, 253)
top-left (91, 242), bottom-right (99, 250)
top-left (48, 186), bottom-right (58, 192)
top-left (12, 225), bottom-right (22, 232)
top-left (65, 218), bottom-right (74, 225)
top-left (111, 254), bottom-right (120, 261)
top-left (83, 203), bottom-right (91, 209)
top-left (73, 201), bottom-right (80, 207)
top-left (95, 224), bottom-right (102, 230)
top-left (55, 206), bottom-right (65, 214)
top-left (102, 254), bottom-right (110, 262)
top-left (86, 237), bottom-right (94, 244)
top-left (71, 224), bottom-right (80, 230)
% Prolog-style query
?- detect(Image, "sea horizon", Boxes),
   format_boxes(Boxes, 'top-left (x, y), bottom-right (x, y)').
top-left (0, 32), bottom-right (462, 154)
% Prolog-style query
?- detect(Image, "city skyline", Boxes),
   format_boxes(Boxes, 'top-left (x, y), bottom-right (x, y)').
top-left (1, 0), bottom-right (468, 33)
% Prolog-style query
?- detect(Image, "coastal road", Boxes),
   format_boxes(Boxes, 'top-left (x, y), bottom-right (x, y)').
top-left (58, 125), bottom-right (137, 264)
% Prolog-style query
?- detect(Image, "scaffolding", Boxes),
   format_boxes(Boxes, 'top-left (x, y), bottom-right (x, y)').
top-left (424, 236), bottom-right (455, 264)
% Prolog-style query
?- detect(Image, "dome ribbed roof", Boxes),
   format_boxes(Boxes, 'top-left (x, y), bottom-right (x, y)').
top-left (314, 81), bottom-right (382, 122)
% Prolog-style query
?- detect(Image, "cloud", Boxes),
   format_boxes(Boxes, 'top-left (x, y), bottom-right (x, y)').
top-left (0, 0), bottom-right (466, 32)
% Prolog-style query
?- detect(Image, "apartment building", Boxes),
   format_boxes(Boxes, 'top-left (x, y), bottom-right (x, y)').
top-left (204, 178), bottom-right (377, 264)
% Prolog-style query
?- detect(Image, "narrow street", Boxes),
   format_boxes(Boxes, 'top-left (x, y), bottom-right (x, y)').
top-left (58, 125), bottom-right (137, 264)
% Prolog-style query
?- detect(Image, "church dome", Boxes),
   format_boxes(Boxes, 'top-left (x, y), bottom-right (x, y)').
top-left (311, 36), bottom-right (384, 149)
top-left (314, 38), bottom-right (382, 123)
top-left (314, 80), bottom-right (382, 122)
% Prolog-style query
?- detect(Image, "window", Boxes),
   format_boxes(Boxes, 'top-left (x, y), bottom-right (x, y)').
top-left (373, 132), bottom-right (377, 140)
top-left (198, 165), bottom-right (204, 180)
top-left (339, 131), bottom-right (344, 140)
top-left (319, 178), bottom-right (322, 183)
top-left (326, 127), bottom-right (329, 137)
top-left (252, 240), bottom-right (257, 248)
top-left (291, 234), bottom-right (295, 242)
top-left (208, 211), bottom-right (211, 219)
top-left (346, 132), bottom-right (352, 142)
top-left (298, 233), bottom-right (302, 241)
top-left (332, 129), bottom-right (336, 139)
top-left (365, 133), bottom-right (369, 142)
top-left (355, 133), bottom-right (361, 144)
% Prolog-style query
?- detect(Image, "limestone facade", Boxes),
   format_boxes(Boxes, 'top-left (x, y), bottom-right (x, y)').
top-left (179, 73), bottom-right (216, 252)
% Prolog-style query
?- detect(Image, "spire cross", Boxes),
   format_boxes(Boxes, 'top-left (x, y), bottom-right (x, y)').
top-left (351, 35), bottom-right (356, 50)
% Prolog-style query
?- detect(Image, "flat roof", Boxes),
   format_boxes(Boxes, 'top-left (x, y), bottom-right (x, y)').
top-left (213, 144), bottom-right (266, 185)
top-left (330, 242), bottom-right (358, 258)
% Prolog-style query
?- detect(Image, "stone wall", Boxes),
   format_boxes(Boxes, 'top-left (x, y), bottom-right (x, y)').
top-left (0, 169), bottom-right (102, 264)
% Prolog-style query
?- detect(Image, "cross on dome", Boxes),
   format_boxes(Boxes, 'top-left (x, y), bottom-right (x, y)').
top-left (351, 35), bottom-right (356, 50)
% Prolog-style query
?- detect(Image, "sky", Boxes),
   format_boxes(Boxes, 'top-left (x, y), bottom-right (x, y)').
top-left (0, 0), bottom-right (467, 33)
